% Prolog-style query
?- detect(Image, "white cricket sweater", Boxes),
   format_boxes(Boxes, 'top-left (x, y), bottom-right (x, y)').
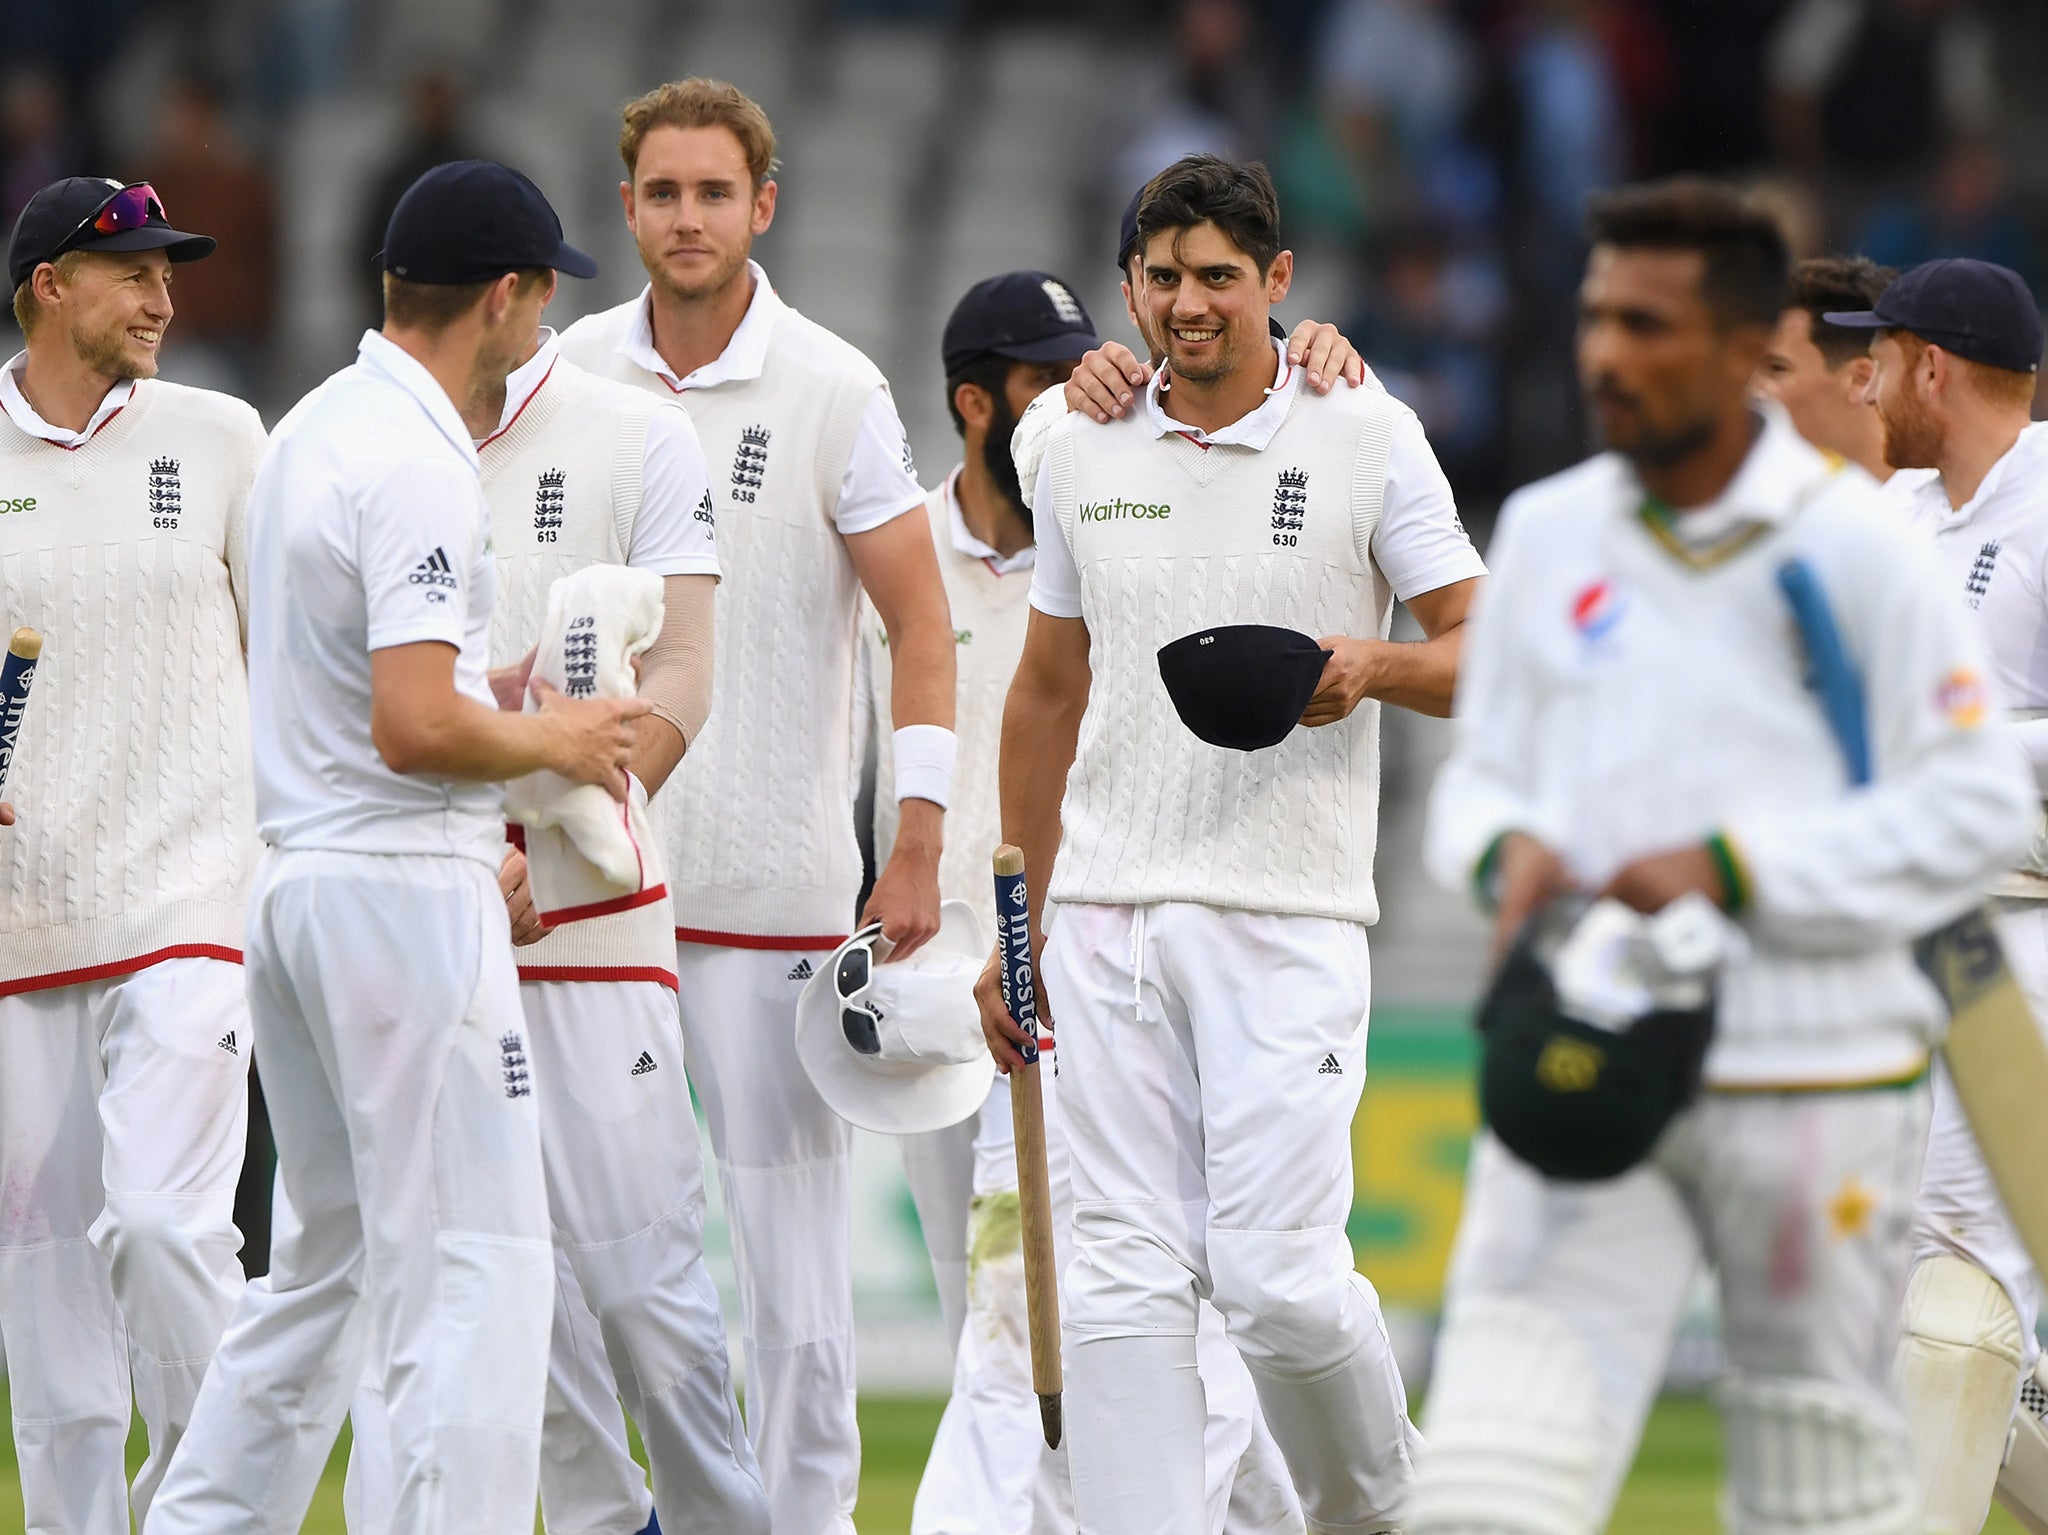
top-left (866, 471), bottom-right (1035, 940)
top-left (1035, 374), bottom-right (1424, 922)
top-left (561, 289), bottom-right (878, 942)
top-left (0, 380), bottom-right (265, 992)
top-left (1427, 415), bottom-right (2035, 1088)
top-left (482, 354), bottom-right (682, 985)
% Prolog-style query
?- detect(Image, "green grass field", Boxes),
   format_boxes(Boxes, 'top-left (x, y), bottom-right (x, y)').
top-left (3, 1387), bottom-right (2027, 1532)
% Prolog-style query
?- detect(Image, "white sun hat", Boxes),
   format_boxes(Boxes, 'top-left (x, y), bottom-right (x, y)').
top-left (796, 900), bottom-right (996, 1135)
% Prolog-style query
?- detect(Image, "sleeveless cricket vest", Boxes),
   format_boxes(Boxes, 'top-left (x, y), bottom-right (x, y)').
top-left (869, 478), bottom-right (1035, 940)
top-left (0, 381), bottom-right (265, 991)
top-left (1043, 383), bottom-right (1401, 923)
top-left (480, 359), bottom-right (681, 984)
top-left (563, 294), bottom-right (876, 941)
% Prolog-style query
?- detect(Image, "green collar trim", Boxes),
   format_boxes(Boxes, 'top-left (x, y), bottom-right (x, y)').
top-left (1636, 497), bottom-right (1773, 571)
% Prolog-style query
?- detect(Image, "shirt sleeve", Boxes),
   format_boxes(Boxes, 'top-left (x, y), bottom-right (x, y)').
top-left (358, 457), bottom-right (487, 652)
top-left (1423, 497), bottom-right (1555, 899)
top-left (832, 387), bottom-right (927, 536)
top-left (224, 406), bottom-right (267, 648)
top-left (1722, 520), bottom-right (2035, 949)
top-left (627, 402), bottom-right (721, 579)
top-left (1026, 450), bottom-right (1084, 619)
top-left (1370, 407), bottom-right (1488, 601)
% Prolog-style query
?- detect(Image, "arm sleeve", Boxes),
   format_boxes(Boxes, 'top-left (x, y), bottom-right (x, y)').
top-left (1010, 382), bottom-right (1066, 503)
top-left (1723, 528), bottom-right (2036, 948)
top-left (225, 407), bottom-right (266, 648)
top-left (635, 572), bottom-right (715, 747)
top-left (358, 457), bottom-right (486, 652)
top-left (627, 403), bottom-right (721, 578)
top-left (1026, 450), bottom-right (1084, 619)
top-left (1423, 500), bottom-right (1555, 900)
top-left (832, 387), bottom-right (927, 536)
top-left (1370, 407), bottom-right (1488, 601)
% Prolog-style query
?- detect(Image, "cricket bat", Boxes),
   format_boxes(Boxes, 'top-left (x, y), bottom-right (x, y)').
top-left (0, 627), bottom-right (41, 798)
top-left (993, 844), bottom-right (1063, 1449)
top-left (1781, 559), bottom-right (2048, 1275)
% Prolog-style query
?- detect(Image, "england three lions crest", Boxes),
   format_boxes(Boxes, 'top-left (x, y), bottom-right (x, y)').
top-left (1271, 468), bottom-right (1307, 545)
top-left (732, 425), bottom-right (770, 504)
top-left (534, 468), bottom-right (565, 542)
top-left (149, 456), bottom-right (182, 529)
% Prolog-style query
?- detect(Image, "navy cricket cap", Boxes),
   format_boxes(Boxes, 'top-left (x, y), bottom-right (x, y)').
top-left (9, 177), bottom-right (215, 290)
top-left (1156, 624), bottom-right (1331, 753)
top-left (941, 271), bottom-right (1099, 375)
top-left (379, 160), bottom-right (596, 285)
top-left (1823, 257), bottom-right (2044, 374)
top-left (1116, 186), bottom-right (1144, 273)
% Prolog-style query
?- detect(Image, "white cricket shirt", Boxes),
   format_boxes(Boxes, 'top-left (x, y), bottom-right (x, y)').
top-left (0, 351), bottom-right (134, 447)
top-left (483, 330), bottom-right (719, 578)
top-left (249, 330), bottom-right (504, 867)
top-left (1027, 342), bottom-right (1482, 618)
top-left (606, 262), bottom-right (924, 535)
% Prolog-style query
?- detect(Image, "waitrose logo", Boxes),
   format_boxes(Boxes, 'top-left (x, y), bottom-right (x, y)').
top-left (1079, 497), bottom-right (1171, 522)
top-left (0, 495), bottom-right (37, 515)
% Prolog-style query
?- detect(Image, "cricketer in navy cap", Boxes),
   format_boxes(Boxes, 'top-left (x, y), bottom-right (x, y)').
top-left (942, 271), bottom-right (1099, 376)
top-left (1824, 257), bottom-right (2044, 376)
top-left (8, 176), bottom-right (215, 290)
top-left (378, 160), bottom-right (597, 285)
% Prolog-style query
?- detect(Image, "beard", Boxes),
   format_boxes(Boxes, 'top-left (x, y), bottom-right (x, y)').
top-left (1164, 324), bottom-right (1246, 384)
top-left (981, 393), bottom-right (1030, 524)
top-left (1877, 387), bottom-right (1942, 470)
top-left (647, 237), bottom-right (751, 304)
top-left (71, 309), bottom-right (154, 381)
top-left (1585, 379), bottom-right (1716, 468)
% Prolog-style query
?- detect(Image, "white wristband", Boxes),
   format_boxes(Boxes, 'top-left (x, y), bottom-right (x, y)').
top-left (894, 724), bottom-right (957, 810)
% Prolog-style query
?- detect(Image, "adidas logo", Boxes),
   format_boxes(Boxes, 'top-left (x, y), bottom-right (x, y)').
top-left (1318, 1053), bottom-right (1342, 1076)
top-left (630, 1051), bottom-right (658, 1076)
top-left (217, 1030), bottom-right (238, 1055)
top-left (407, 547), bottom-right (458, 597)
top-left (787, 958), bottom-right (814, 982)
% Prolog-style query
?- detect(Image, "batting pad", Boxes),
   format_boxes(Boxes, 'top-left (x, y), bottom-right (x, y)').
top-left (1407, 1297), bottom-right (1603, 1535)
top-left (1899, 1252), bottom-right (2026, 1534)
top-left (1718, 1371), bottom-right (1918, 1535)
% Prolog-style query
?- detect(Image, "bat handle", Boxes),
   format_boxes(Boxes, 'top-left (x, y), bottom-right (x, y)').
top-left (993, 844), bottom-right (1064, 1447)
top-left (0, 627), bottom-right (43, 799)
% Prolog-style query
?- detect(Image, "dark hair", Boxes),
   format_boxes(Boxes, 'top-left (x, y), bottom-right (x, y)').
top-left (944, 353), bottom-right (1013, 436)
top-left (1788, 255), bottom-right (1896, 369)
top-left (382, 267), bottom-right (549, 333)
top-left (1584, 179), bottom-right (1791, 330)
top-left (1134, 155), bottom-right (1283, 276)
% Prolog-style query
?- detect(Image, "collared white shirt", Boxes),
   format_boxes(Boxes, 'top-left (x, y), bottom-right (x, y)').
top-left (1635, 410), bottom-right (1828, 551)
top-left (247, 330), bottom-right (504, 866)
top-left (617, 262), bottom-right (923, 535)
top-left (0, 350), bottom-right (135, 448)
top-left (480, 328), bottom-right (718, 579)
top-left (941, 466), bottom-right (1035, 576)
top-left (1028, 338), bottom-right (1479, 617)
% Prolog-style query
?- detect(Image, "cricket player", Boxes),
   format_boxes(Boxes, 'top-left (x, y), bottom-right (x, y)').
top-left (1413, 184), bottom-right (2036, 1535)
top-left (339, 317), bottom-right (766, 1534)
top-left (1834, 258), bottom-right (2048, 1534)
top-left (1755, 255), bottom-right (1895, 486)
top-left (977, 154), bottom-right (1486, 1534)
top-left (146, 161), bottom-right (647, 1535)
top-left (871, 271), bottom-right (1303, 1535)
top-left (0, 176), bottom-right (258, 1535)
top-left (558, 78), bottom-right (956, 1534)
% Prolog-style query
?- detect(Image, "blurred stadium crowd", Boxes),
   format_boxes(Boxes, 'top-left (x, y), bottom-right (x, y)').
top-left (7, 0), bottom-right (2047, 1007)
top-left (8, 0), bottom-right (2048, 509)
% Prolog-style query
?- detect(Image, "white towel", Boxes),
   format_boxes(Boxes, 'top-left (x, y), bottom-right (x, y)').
top-left (504, 566), bottom-right (666, 921)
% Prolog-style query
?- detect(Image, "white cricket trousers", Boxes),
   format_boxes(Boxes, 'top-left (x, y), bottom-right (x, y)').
top-left (673, 940), bottom-right (859, 1535)
top-left (0, 957), bottom-right (248, 1535)
top-left (1912, 899), bottom-right (2048, 1365)
top-left (145, 850), bottom-right (554, 1535)
top-left (1410, 1091), bottom-right (1930, 1535)
top-left (911, 1055), bottom-right (1307, 1535)
top-left (1045, 902), bottom-right (1419, 1535)
top-left (341, 976), bottom-right (768, 1535)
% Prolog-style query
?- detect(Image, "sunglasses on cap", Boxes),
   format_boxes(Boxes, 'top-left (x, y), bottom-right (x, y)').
top-left (835, 936), bottom-right (885, 1056)
top-left (57, 182), bottom-right (167, 253)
